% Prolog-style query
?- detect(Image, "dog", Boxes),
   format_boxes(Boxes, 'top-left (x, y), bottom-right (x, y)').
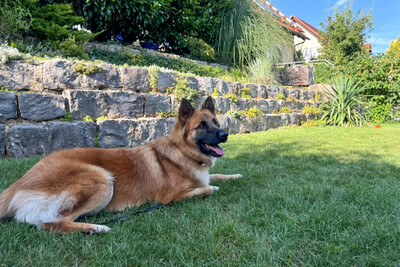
top-left (0, 96), bottom-right (242, 234)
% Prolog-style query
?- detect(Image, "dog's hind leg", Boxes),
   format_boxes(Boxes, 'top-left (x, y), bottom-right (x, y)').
top-left (11, 165), bottom-right (114, 234)
top-left (209, 174), bottom-right (243, 181)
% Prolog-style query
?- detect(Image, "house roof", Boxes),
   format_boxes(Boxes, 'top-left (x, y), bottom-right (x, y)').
top-left (251, 0), bottom-right (309, 40)
top-left (290, 15), bottom-right (321, 40)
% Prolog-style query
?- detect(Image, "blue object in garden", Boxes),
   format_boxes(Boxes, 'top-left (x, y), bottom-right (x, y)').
top-left (140, 42), bottom-right (159, 50)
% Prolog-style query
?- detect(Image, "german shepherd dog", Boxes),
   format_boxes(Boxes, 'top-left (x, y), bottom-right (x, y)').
top-left (0, 96), bottom-right (242, 234)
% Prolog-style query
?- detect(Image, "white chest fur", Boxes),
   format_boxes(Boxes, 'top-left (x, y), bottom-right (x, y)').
top-left (193, 168), bottom-right (210, 185)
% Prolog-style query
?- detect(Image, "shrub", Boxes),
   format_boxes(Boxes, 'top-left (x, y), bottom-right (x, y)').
top-left (156, 111), bottom-right (177, 118)
top-left (0, 43), bottom-right (30, 64)
top-left (302, 105), bottom-right (323, 116)
top-left (321, 76), bottom-right (367, 127)
top-left (0, 0), bottom-right (32, 40)
top-left (276, 93), bottom-right (286, 100)
top-left (367, 95), bottom-right (392, 124)
top-left (72, 62), bottom-right (102, 75)
top-left (211, 89), bottom-right (220, 97)
top-left (169, 77), bottom-right (201, 106)
top-left (224, 93), bottom-right (239, 103)
top-left (241, 87), bottom-right (251, 99)
top-left (246, 108), bottom-right (262, 118)
top-left (280, 107), bottom-right (292, 114)
top-left (301, 118), bottom-right (326, 127)
top-left (185, 37), bottom-right (215, 62)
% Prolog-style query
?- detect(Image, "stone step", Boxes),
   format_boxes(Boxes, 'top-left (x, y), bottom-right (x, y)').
top-left (0, 113), bottom-right (314, 158)
top-left (0, 90), bottom-right (320, 122)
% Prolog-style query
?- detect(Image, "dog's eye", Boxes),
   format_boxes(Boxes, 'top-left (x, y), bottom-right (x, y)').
top-left (197, 121), bottom-right (207, 129)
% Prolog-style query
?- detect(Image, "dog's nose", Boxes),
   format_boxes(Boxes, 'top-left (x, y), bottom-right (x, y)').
top-left (218, 130), bottom-right (229, 142)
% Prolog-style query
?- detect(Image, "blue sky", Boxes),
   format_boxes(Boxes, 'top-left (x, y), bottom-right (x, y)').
top-left (269, 0), bottom-right (400, 53)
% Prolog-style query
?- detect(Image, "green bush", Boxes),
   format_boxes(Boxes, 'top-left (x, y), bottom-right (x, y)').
top-left (302, 105), bottom-right (323, 116)
top-left (0, 0), bottom-right (32, 40)
top-left (88, 49), bottom-right (247, 82)
top-left (321, 76), bottom-right (367, 127)
top-left (224, 93), bottom-right (239, 103)
top-left (241, 87), bottom-right (251, 99)
top-left (169, 77), bottom-right (201, 106)
top-left (279, 107), bottom-right (292, 114)
top-left (367, 95), bottom-right (392, 124)
top-left (72, 62), bottom-right (102, 75)
top-left (185, 37), bottom-right (215, 62)
top-left (276, 93), bottom-right (285, 100)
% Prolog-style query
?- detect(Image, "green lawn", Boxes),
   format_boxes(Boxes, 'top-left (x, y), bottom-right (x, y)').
top-left (1, 124), bottom-right (400, 266)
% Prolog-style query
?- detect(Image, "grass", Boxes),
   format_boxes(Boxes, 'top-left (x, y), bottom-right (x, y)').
top-left (1, 125), bottom-right (400, 265)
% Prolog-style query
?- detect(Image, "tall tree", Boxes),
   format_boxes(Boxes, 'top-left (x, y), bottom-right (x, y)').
top-left (319, 1), bottom-right (373, 64)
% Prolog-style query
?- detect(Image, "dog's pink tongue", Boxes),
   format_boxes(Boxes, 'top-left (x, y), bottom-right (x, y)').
top-left (206, 144), bottom-right (225, 156)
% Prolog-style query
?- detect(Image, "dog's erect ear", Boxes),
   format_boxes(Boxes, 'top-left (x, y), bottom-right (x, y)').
top-left (201, 96), bottom-right (215, 114)
top-left (179, 98), bottom-right (195, 123)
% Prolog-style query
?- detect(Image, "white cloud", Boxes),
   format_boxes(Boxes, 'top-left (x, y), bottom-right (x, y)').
top-left (323, 0), bottom-right (351, 12)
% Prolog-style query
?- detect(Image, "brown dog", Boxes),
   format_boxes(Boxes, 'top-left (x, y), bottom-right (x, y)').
top-left (0, 96), bottom-right (242, 234)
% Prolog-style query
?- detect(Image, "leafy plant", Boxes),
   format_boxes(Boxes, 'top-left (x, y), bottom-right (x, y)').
top-left (226, 110), bottom-right (242, 119)
top-left (286, 96), bottom-right (298, 102)
top-left (246, 107), bottom-right (262, 118)
top-left (321, 76), bottom-right (367, 127)
top-left (83, 115), bottom-right (94, 122)
top-left (170, 77), bottom-right (201, 106)
top-left (148, 65), bottom-right (161, 92)
top-left (211, 89), bottom-right (220, 97)
top-left (0, 0), bottom-right (32, 40)
top-left (276, 93), bottom-right (286, 100)
top-left (319, 0), bottom-right (373, 65)
top-left (156, 111), bottom-right (177, 118)
top-left (241, 87), bottom-right (251, 99)
top-left (60, 111), bottom-right (74, 122)
top-left (224, 93), bottom-right (239, 103)
top-left (72, 62), bottom-right (103, 75)
top-left (280, 107), bottom-right (292, 114)
top-left (301, 118), bottom-right (326, 127)
top-left (185, 37), bottom-right (215, 62)
top-left (0, 43), bottom-right (30, 64)
top-left (302, 105), bottom-right (323, 116)
top-left (367, 95), bottom-right (392, 124)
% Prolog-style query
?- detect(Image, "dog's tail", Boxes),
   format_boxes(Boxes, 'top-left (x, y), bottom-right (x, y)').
top-left (0, 188), bottom-right (13, 219)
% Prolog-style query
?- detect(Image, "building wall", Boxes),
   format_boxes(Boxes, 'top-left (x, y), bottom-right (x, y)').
top-left (294, 29), bottom-right (321, 60)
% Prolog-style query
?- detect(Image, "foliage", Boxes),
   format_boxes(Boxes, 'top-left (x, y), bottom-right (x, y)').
top-left (367, 96), bottom-right (392, 124)
top-left (72, 62), bottom-right (103, 75)
top-left (0, 0), bottom-right (32, 40)
top-left (279, 107), bottom-right (292, 114)
top-left (46, 0), bottom-right (232, 54)
top-left (59, 35), bottom-right (89, 59)
top-left (245, 107), bottom-right (262, 118)
top-left (169, 77), bottom-right (201, 106)
top-left (241, 87), bottom-right (251, 99)
top-left (386, 36), bottom-right (400, 59)
top-left (185, 37), bottom-right (215, 62)
top-left (286, 96), bottom-right (298, 102)
top-left (224, 93), bottom-right (239, 103)
top-left (302, 105), bottom-right (323, 116)
top-left (82, 115), bottom-right (94, 122)
top-left (0, 43), bottom-right (30, 64)
top-left (211, 89), bottom-right (220, 97)
top-left (319, 0), bottom-right (373, 65)
top-left (301, 118), bottom-right (326, 127)
top-left (148, 65), bottom-right (161, 92)
top-left (225, 110), bottom-right (242, 119)
top-left (321, 76), bottom-right (367, 127)
top-left (60, 111), bottom-right (74, 122)
top-left (276, 93), bottom-right (286, 100)
top-left (88, 49), bottom-right (247, 82)
top-left (156, 111), bottom-right (177, 118)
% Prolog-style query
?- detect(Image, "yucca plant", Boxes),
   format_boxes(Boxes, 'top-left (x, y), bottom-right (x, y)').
top-left (321, 76), bottom-right (368, 127)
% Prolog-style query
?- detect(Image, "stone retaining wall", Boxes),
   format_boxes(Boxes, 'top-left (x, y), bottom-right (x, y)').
top-left (0, 59), bottom-right (320, 158)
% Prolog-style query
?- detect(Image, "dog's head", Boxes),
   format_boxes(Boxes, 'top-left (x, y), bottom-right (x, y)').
top-left (177, 96), bottom-right (228, 158)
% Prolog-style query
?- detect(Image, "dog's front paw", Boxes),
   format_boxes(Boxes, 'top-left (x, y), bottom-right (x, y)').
top-left (211, 186), bottom-right (220, 191)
